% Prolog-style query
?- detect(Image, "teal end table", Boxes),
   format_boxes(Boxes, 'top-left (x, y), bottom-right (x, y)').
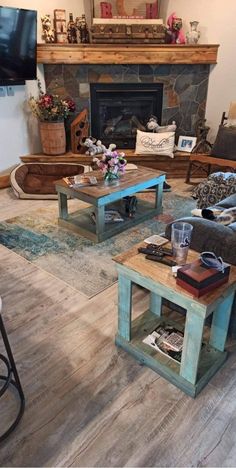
top-left (113, 243), bottom-right (236, 398)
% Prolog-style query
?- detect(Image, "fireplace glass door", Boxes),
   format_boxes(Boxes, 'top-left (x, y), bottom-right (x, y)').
top-left (90, 83), bottom-right (163, 149)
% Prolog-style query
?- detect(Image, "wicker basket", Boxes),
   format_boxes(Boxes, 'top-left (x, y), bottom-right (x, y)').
top-left (39, 121), bottom-right (66, 155)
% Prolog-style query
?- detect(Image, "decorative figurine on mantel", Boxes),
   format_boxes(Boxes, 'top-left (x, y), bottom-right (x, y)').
top-left (76, 14), bottom-right (90, 43)
top-left (166, 12), bottom-right (186, 44)
top-left (67, 13), bottom-right (77, 43)
top-left (41, 15), bottom-right (55, 43)
top-left (186, 21), bottom-right (200, 44)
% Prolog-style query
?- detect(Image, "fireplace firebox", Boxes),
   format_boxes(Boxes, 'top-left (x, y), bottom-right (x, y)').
top-left (90, 83), bottom-right (163, 149)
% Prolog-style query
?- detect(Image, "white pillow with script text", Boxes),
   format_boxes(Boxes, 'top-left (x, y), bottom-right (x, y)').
top-left (135, 130), bottom-right (175, 158)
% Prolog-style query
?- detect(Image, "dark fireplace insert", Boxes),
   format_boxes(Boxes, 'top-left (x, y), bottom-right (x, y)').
top-left (90, 83), bottom-right (163, 149)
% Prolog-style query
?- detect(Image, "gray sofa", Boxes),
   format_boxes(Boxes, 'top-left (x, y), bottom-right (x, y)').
top-left (165, 193), bottom-right (236, 266)
top-left (165, 193), bottom-right (236, 335)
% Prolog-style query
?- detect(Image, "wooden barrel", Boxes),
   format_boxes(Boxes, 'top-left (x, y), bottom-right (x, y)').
top-left (39, 121), bottom-right (66, 155)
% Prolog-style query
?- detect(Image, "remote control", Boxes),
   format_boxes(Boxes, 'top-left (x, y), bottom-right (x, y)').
top-left (144, 244), bottom-right (173, 256)
top-left (145, 254), bottom-right (176, 267)
top-left (138, 247), bottom-right (164, 257)
top-left (157, 247), bottom-right (173, 256)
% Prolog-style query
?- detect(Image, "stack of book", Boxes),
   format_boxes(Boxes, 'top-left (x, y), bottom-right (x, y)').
top-left (143, 323), bottom-right (184, 363)
top-left (91, 210), bottom-right (124, 224)
top-left (176, 259), bottom-right (231, 297)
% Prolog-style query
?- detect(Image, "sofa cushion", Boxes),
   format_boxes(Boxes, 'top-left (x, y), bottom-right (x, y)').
top-left (165, 217), bottom-right (236, 265)
top-left (135, 130), bottom-right (175, 158)
top-left (215, 193), bottom-right (236, 209)
top-left (192, 172), bottom-right (236, 208)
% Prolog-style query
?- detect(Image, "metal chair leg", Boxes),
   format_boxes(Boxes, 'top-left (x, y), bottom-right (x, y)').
top-left (0, 314), bottom-right (25, 442)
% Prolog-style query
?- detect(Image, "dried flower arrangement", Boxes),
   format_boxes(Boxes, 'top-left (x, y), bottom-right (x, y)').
top-left (29, 82), bottom-right (75, 122)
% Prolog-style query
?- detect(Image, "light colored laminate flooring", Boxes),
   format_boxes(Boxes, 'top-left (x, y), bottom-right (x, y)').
top-left (1, 181), bottom-right (236, 467)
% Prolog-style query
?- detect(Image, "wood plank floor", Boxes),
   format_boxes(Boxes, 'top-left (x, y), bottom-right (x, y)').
top-left (1, 181), bottom-right (236, 467)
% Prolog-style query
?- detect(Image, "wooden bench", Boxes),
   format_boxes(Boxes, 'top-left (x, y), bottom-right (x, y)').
top-left (20, 151), bottom-right (196, 179)
top-left (186, 153), bottom-right (236, 183)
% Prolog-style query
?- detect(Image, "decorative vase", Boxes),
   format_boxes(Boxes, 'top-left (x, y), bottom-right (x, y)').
top-left (104, 171), bottom-right (120, 183)
top-left (39, 121), bottom-right (66, 155)
top-left (186, 21), bottom-right (200, 44)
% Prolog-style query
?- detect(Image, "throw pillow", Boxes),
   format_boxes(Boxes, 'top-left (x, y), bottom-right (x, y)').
top-left (211, 125), bottom-right (236, 160)
top-left (135, 129), bottom-right (175, 158)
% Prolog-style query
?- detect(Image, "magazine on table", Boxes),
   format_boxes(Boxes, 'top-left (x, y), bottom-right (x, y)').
top-left (91, 210), bottom-right (124, 224)
top-left (63, 175), bottom-right (98, 188)
top-left (143, 323), bottom-right (184, 363)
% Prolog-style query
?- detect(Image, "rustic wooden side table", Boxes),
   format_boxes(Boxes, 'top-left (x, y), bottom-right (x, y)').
top-left (55, 167), bottom-right (165, 243)
top-left (113, 244), bottom-right (236, 397)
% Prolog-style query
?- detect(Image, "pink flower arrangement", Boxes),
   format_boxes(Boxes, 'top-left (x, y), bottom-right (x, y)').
top-left (93, 149), bottom-right (127, 180)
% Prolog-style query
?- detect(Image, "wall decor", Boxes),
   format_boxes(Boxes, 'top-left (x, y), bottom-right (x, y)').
top-left (166, 12), bottom-right (186, 44)
top-left (67, 13), bottom-right (78, 43)
top-left (177, 136), bottom-right (197, 153)
top-left (92, 0), bottom-right (160, 19)
top-left (186, 21), bottom-right (200, 44)
top-left (71, 109), bottom-right (89, 154)
top-left (76, 14), bottom-right (90, 43)
top-left (54, 10), bottom-right (67, 43)
top-left (90, 0), bottom-right (165, 43)
top-left (41, 15), bottom-right (55, 43)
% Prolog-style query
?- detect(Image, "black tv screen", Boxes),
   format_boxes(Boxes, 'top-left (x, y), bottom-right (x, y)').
top-left (0, 6), bottom-right (37, 85)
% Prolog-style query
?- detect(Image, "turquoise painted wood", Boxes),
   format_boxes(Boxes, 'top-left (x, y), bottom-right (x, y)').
top-left (118, 274), bottom-right (132, 341)
top-left (116, 264), bottom-right (206, 316)
top-left (150, 293), bottom-right (162, 316)
top-left (95, 205), bottom-right (105, 239)
top-left (58, 192), bottom-right (68, 219)
top-left (97, 175), bottom-right (166, 207)
top-left (180, 309), bottom-right (205, 384)
top-left (56, 172), bottom-right (165, 243)
top-left (155, 181), bottom-right (164, 212)
top-left (115, 262), bottom-right (236, 397)
top-left (210, 291), bottom-right (235, 352)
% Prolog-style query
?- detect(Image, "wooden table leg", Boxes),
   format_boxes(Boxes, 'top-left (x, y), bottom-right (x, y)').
top-left (150, 292), bottom-right (162, 317)
top-left (185, 161), bottom-right (192, 183)
top-left (210, 292), bottom-right (235, 352)
top-left (58, 192), bottom-right (68, 219)
top-left (95, 205), bottom-right (105, 241)
top-left (155, 181), bottom-right (163, 214)
top-left (117, 274), bottom-right (132, 341)
top-left (180, 308), bottom-right (205, 385)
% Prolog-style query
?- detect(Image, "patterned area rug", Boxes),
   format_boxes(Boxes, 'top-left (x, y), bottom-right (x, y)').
top-left (0, 193), bottom-right (195, 298)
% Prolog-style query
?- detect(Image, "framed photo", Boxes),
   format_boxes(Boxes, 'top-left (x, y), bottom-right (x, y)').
top-left (54, 9), bottom-right (66, 21)
top-left (177, 136), bottom-right (197, 153)
top-left (55, 20), bottom-right (67, 34)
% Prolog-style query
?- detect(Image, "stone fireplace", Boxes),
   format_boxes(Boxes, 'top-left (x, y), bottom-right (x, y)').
top-left (44, 63), bottom-right (210, 147)
top-left (90, 83), bottom-right (163, 148)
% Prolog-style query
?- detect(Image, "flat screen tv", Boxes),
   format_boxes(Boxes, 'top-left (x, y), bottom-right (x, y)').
top-left (0, 6), bottom-right (37, 85)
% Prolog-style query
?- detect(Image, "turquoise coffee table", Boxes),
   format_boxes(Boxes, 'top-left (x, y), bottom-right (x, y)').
top-left (55, 167), bottom-right (165, 243)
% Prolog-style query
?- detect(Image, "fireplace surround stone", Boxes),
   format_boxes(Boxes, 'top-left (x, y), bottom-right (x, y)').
top-left (44, 63), bottom-right (210, 143)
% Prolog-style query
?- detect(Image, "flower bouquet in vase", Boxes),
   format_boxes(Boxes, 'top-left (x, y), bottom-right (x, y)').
top-left (93, 149), bottom-right (127, 182)
top-left (28, 81), bottom-right (75, 155)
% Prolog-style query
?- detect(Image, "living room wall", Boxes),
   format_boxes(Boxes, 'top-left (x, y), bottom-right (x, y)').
top-left (0, 0), bottom-right (236, 172)
top-left (0, 0), bottom-right (85, 173)
top-left (160, 0), bottom-right (236, 142)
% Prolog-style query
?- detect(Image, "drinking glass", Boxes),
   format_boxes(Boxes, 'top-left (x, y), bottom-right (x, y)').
top-left (171, 222), bottom-right (193, 265)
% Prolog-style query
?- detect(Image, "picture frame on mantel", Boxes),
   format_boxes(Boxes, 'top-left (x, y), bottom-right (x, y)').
top-left (90, 0), bottom-right (161, 20)
top-left (89, 0), bottom-right (165, 43)
top-left (177, 136), bottom-right (197, 153)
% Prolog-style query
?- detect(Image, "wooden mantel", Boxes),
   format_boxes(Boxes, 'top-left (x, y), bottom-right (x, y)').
top-left (37, 43), bottom-right (219, 65)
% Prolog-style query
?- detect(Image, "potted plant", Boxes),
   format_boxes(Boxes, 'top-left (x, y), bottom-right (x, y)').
top-left (29, 82), bottom-right (75, 155)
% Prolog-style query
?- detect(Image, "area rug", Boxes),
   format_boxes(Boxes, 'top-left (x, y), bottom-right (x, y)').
top-left (0, 193), bottom-right (196, 297)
